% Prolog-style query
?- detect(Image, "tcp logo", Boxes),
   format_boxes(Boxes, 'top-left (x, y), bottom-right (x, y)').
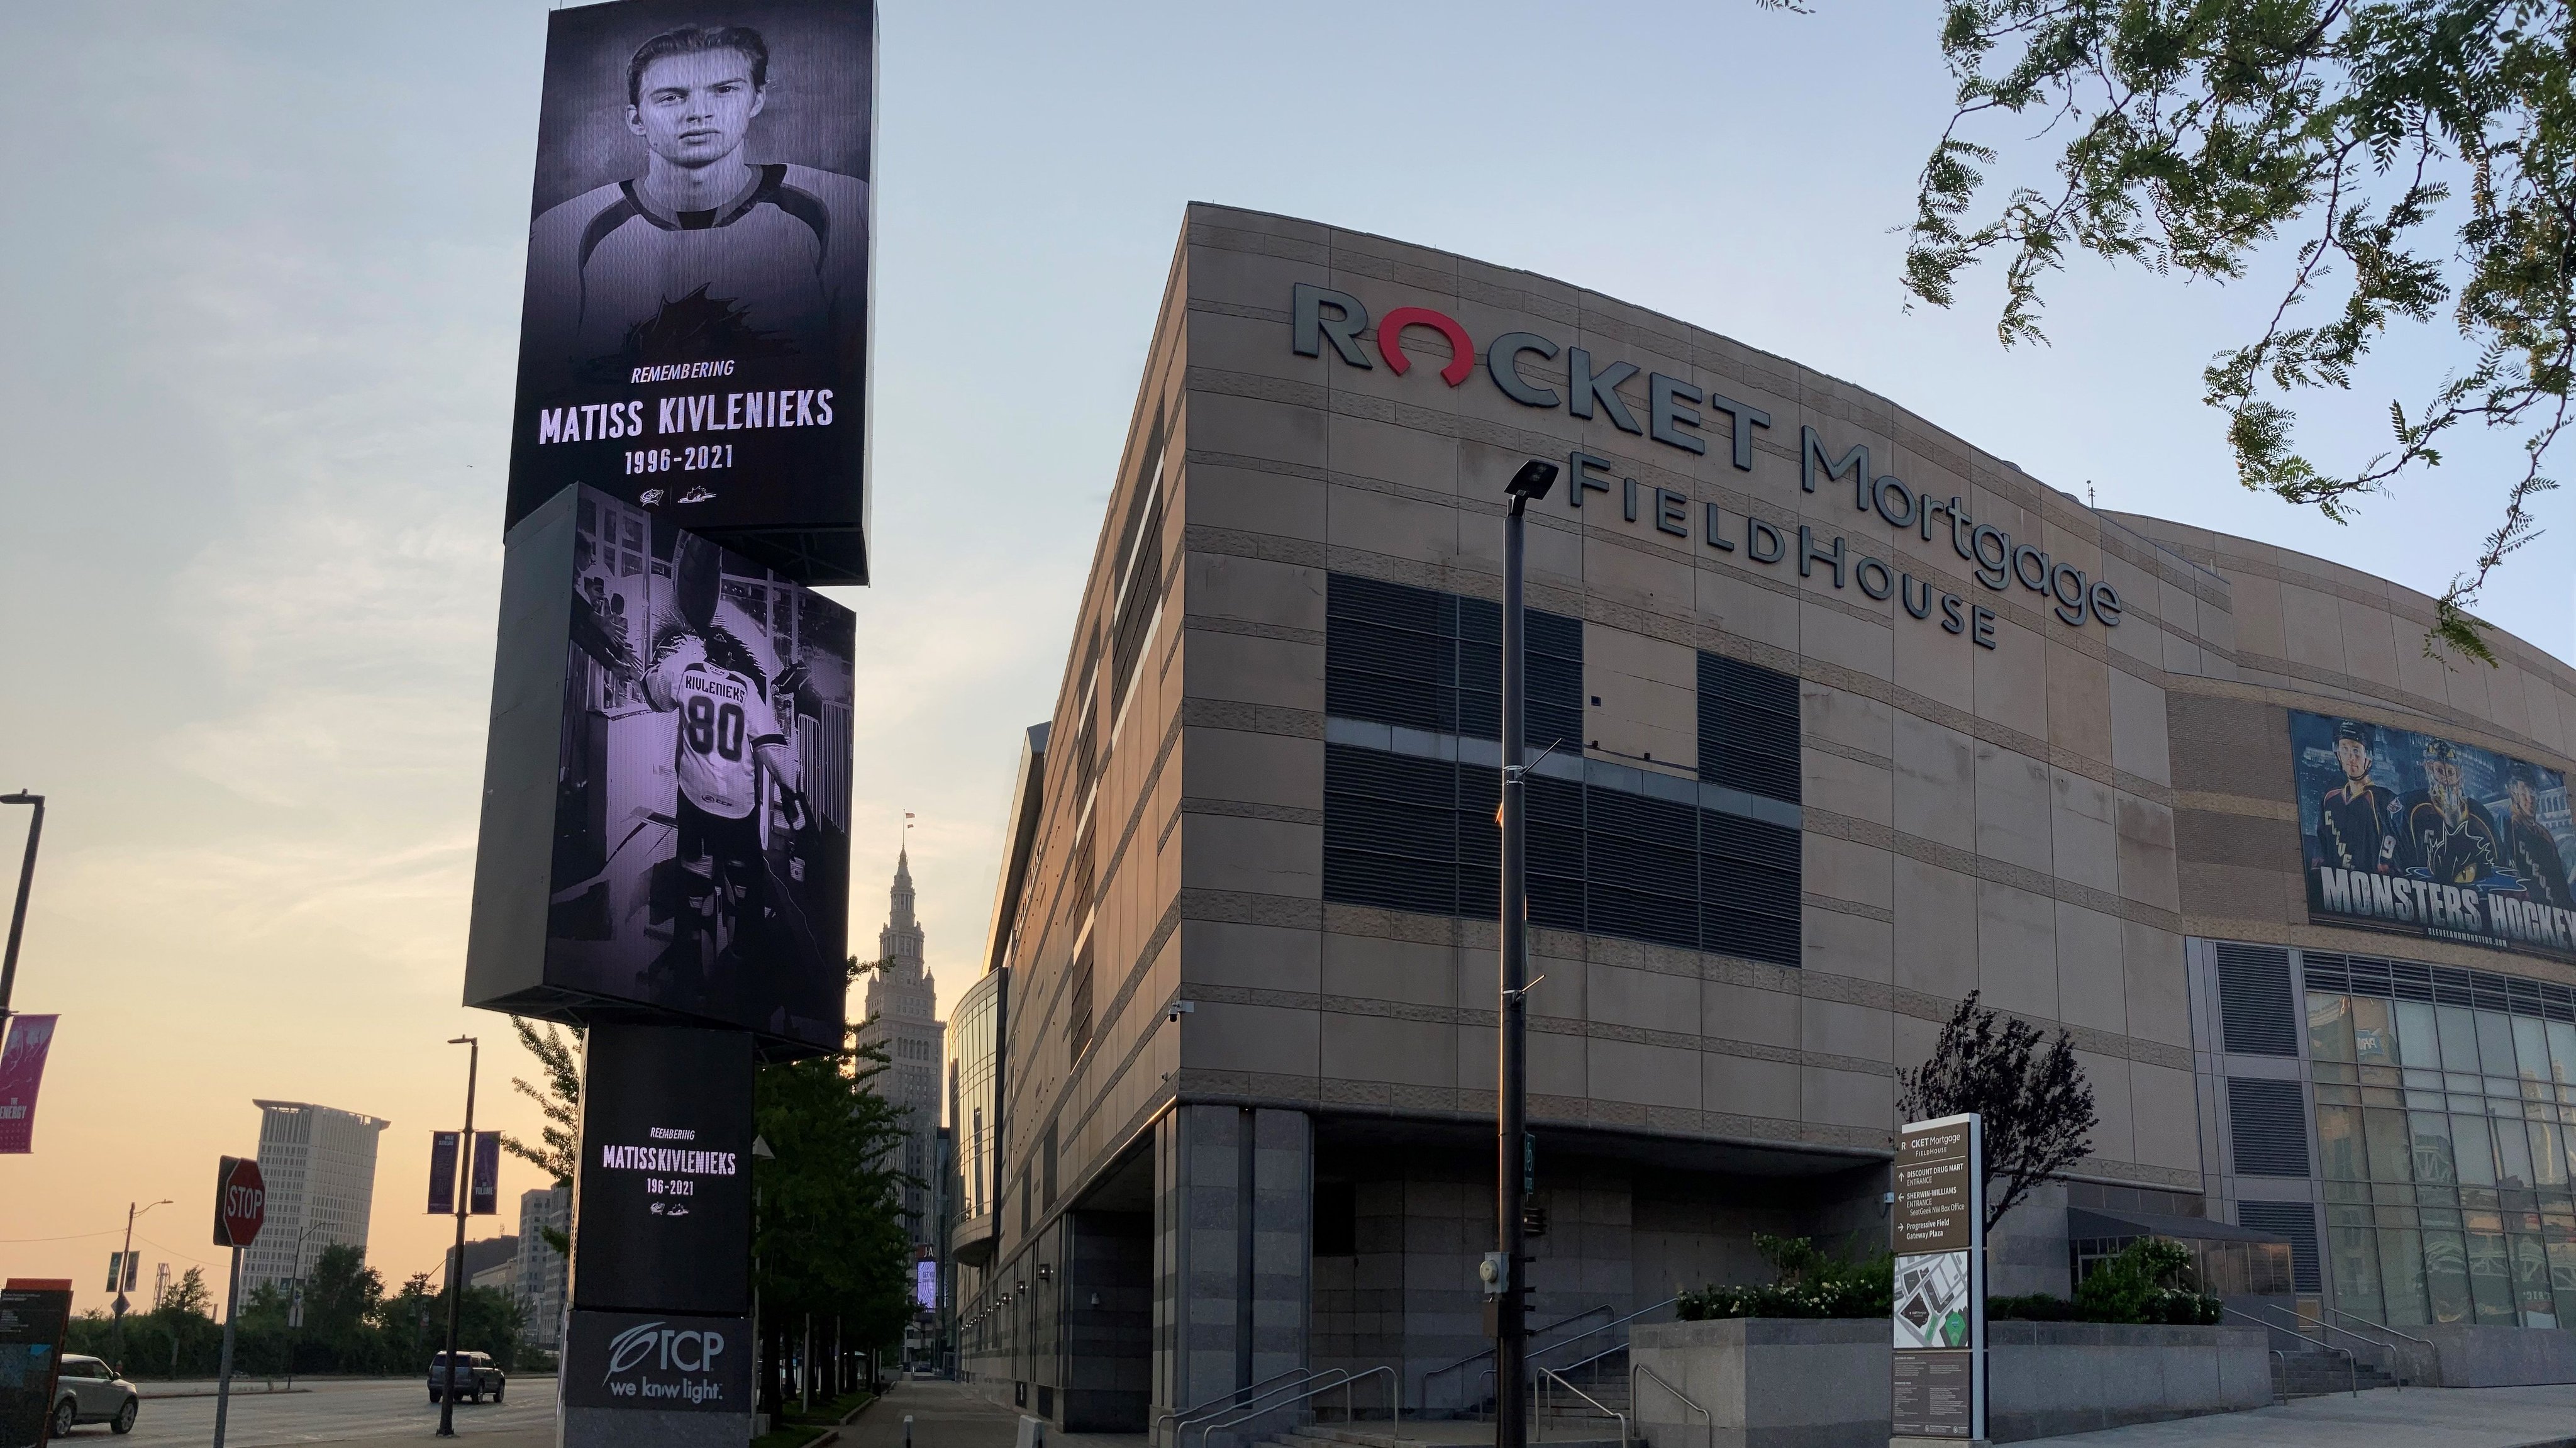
top-left (605, 1320), bottom-right (727, 1381)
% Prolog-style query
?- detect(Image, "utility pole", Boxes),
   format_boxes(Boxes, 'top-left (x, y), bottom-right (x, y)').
top-left (438, 1035), bottom-right (478, 1439)
top-left (109, 1198), bottom-right (171, 1371)
top-left (0, 791), bottom-right (44, 1021)
top-left (1495, 459), bottom-right (1557, 1448)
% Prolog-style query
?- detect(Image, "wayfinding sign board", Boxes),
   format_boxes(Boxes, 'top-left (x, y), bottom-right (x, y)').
top-left (1892, 1113), bottom-right (1984, 1442)
top-left (0, 1286), bottom-right (70, 1448)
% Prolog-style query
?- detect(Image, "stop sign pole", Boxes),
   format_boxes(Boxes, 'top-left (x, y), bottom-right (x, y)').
top-left (209, 1154), bottom-right (266, 1448)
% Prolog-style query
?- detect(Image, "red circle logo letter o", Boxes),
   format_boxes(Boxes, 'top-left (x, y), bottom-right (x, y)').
top-left (1377, 307), bottom-right (1475, 387)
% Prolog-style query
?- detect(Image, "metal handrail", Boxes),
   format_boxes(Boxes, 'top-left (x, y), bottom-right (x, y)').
top-left (1631, 1362), bottom-right (1710, 1448)
top-left (1176, 1369), bottom-right (1349, 1447)
top-left (2262, 1308), bottom-right (2406, 1388)
top-left (2226, 1306), bottom-right (2356, 1398)
top-left (1535, 1366), bottom-right (1628, 1448)
top-left (1156, 1368), bottom-right (1319, 1441)
top-left (1530, 1296), bottom-right (1677, 1369)
top-left (2318, 1305), bottom-right (2434, 1352)
top-left (1194, 1365), bottom-right (1396, 1448)
top-left (1420, 1304), bottom-right (1616, 1408)
top-left (2267, 1349), bottom-right (2288, 1406)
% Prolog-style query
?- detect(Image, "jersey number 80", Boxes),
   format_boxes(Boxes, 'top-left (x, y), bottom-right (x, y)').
top-left (686, 695), bottom-right (747, 760)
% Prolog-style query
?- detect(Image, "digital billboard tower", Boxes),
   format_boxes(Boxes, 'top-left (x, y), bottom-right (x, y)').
top-left (465, 3), bottom-right (874, 1442)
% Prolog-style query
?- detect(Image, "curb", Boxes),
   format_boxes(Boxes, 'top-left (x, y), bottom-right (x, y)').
top-left (797, 1389), bottom-right (881, 1448)
top-left (138, 1384), bottom-right (316, 1400)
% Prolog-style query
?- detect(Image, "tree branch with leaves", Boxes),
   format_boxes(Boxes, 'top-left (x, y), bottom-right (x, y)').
top-left (1890, 0), bottom-right (2576, 662)
top-left (1898, 991), bottom-right (2099, 1232)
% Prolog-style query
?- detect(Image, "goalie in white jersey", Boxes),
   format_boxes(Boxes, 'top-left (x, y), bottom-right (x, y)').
top-left (634, 535), bottom-right (813, 1006)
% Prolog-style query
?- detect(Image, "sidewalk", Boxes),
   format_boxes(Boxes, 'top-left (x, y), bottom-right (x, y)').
top-left (2021, 1383), bottom-right (2576, 1447)
top-left (834, 1379), bottom-right (1028, 1448)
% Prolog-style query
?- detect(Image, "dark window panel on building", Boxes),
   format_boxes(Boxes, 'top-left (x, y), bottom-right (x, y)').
top-left (1697, 653), bottom-right (1801, 805)
top-left (2237, 1200), bottom-right (2323, 1293)
top-left (2228, 1078), bottom-right (2313, 1177)
top-left (2218, 942), bottom-right (2299, 1055)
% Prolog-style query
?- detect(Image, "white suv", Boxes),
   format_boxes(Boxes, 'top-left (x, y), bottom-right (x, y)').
top-left (53, 1354), bottom-right (140, 1435)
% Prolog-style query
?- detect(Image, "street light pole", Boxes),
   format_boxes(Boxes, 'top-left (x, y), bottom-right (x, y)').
top-left (1496, 459), bottom-right (1557, 1448)
top-left (109, 1198), bottom-right (172, 1373)
top-left (438, 1035), bottom-right (478, 1439)
top-left (0, 791), bottom-right (45, 1021)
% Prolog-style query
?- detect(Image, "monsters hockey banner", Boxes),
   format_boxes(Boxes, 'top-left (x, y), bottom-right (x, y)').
top-left (465, 484), bottom-right (853, 1053)
top-left (507, 0), bottom-right (875, 585)
top-left (2294, 710), bottom-right (2576, 964)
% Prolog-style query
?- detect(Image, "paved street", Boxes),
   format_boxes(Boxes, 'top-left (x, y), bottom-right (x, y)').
top-left (62, 1377), bottom-right (554, 1447)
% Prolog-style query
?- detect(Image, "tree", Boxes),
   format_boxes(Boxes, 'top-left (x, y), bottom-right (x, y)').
top-left (1897, 991), bottom-right (2099, 1231)
top-left (752, 998), bottom-right (913, 1413)
top-left (158, 1266), bottom-right (212, 1318)
top-left (501, 1014), bottom-right (584, 1255)
top-left (1885, 0), bottom-right (2576, 660)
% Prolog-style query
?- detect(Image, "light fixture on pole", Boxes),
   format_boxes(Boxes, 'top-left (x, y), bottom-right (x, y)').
top-left (436, 1035), bottom-right (478, 1439)
top-left (108, 1198), bottom-right (171, 1373)
top-left (0, 791), bottom-right (44, 1022)
top-left (1496, 457), bottom-right (1555, 1448)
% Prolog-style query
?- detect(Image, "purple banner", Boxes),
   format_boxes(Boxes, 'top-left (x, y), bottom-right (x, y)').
top-left (428, 1131), bottom-right (460, 1215)
top-left (470, 1130), bottom-right (501, 1216)
top-left (0, 1015), bottom-right (58, 1154)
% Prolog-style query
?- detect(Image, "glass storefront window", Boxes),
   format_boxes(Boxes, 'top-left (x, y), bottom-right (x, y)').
top-left (2379, 1227), bottom-right (2431, 1325)
top-left (2311, 993), bottom-right (2355, 1062)
top-left (2455, 1116), bottom-right (2500, 1187)
top-left (2353, 996), bottom-right (2399, 1065)
top-left (2478, 1013), bottom-right (2523, 1078)
top-left (2411, 1112), bottom-right (2460, 1186)
top-left (2439, 1006), bottom-right (2482, 1076)
top-left (2364, 1110), bottom-right (2413, 1183)
top-left (2307, 979), bottom-right (2576, 1329)
top-left (2424, 1230), bottom-right (2475, 1323)
top-left (2397, 1000), bottom-right (2443, 1068)
top-left (2467, 1223), bottom-right (2519, 1323)
top-left (2331, 1227), bottom-right (2384, 1319)
top-left (2514, 1017), bottom-right (2551, 1084)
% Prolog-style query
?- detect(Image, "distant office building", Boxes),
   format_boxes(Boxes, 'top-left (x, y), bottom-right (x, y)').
top-left (856, 850), bottom-right (946, 1246)
top-left (240, 1100), bottom-right (390, 1294)
top-left (515, 1186), bottom-right (570, 1347)
top-left (445, 1234), bottom-right (518, 1295)
top-left (470, 1255), bottom-right (516, 1293)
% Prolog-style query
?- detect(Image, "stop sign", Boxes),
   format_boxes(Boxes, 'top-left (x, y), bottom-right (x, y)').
top-left (211, 1156), bottom-right (265, 1248)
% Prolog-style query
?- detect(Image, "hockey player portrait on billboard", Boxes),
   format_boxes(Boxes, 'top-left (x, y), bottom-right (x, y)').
top-left (2292, 711), bottom-right (2576, 963)
top-left (546, 491), bottom-right (854, 1045)
top-left (508, 0), bottom-right (874, 583)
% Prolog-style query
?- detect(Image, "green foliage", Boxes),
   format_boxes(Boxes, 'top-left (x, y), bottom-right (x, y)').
top-left (2070, 1238), bottom-right (2225, 1325)
top-left (502, 1015), bottom-right (585, 1189)
top-left (64, 1259), bottom-right (526, 1379)
top-left (1899, 991), bottom-right (2097, 1233)
top-left (1888, 0), bottom-right (2576, 661)
top-left (753, 974), bottom-right (916, 1410)
top-left (1675, 1234), bottom-right (1896, 1320)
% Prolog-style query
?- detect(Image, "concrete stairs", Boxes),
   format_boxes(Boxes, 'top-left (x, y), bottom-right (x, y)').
top-left (2273, 1348), bottom-right (2402, 1400)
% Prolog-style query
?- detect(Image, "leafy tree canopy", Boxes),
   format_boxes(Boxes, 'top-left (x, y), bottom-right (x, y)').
top-left (1898, 991), bottom-right (2099, 1231)
top-left (1783, 0), bottom-right (2576, 660)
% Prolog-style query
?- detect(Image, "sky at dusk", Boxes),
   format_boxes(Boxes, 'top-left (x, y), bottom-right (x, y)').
top-left (5, 0), bottom-right (2572, 1311)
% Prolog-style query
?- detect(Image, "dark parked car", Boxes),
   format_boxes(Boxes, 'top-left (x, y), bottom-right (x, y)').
top-left (53, 1354), bottom-right (140, 1435)
top-left (428, 1350), bottom-right (506, 1404)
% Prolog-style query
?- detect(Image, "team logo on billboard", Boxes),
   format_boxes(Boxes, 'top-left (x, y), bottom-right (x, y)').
top-left (2294, 710), bottom-right (2576, 961)
top-left (508, 0), bottom-right (876, 584)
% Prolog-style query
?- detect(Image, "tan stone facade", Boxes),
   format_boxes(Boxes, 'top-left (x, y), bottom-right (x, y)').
top-left (948, 204), bottom-right (2576, 1426)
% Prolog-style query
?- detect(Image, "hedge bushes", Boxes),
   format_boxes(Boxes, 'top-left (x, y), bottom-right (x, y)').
top-left (1675, 1236), bottom-right (2221, 1327)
